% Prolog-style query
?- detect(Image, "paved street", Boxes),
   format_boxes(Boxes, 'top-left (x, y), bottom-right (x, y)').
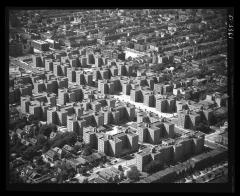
top-left (114, 94), bottom-right (177, 119)
top-left (112, 157), bottom-right (136, 169)
top-left (114, 94), bottom-right (192, 135)
top-left (204, 139), bottom-right (227, 150)
top-left (114, 94), bottom-right (228, 151)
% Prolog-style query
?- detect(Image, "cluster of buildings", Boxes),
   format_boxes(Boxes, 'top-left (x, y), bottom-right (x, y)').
top-left (137, 147), bottom-right (227, 183)
top-left (136, 131), bottom-right (205, 171)
top-left (9, 9), bottom-right (228, 184)
top-left (83, 126), bottom-right (138, 157)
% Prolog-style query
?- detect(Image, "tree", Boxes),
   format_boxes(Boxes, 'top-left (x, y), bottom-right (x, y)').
top-left (22, 146), bottom-right (40, 161)
top-left (99, 161), bottom-right (104, 168)
top-left (101, 156), bottom-right (107, 163)
top-left (50, 132), bottom-right (78, 149)
top-left (82, 178), bottom-right (89, 183)
top-left (9, 13), bottom-right (21, 27)
top-left (37, 134), bottom-right (47, 146)
top-left (56, 173), bottom-right (63, 183)
top-left (51, 138), bottom-right (66, 148)
top-left (118, 165), bottom-right (123, 172)
top-left (73, 144), bottom-right (81, 152)
top-left (119, 171), bottom-right (125, 180)
top-left (49, 123), bottom-right (57, 132)
top-left (11, 132), bottom-right (19, 145)
top-left (108, 177), bottom-right (114, 183)
top-left (195, 123), bottom-right (211, 133)
top-left (78, 167), bottom-right (87, 174)
top-left (42, 141), bottom-right (51, 153)
top-left (15, 121), bottom-right (27, 130)
top-left (127, 166), bottom-right (140, 181)
top-left (82, 145), bottom-right (92, 156)
top-left (145, 160), bottom-right (163, 174)
top-left (33, 156), bottom-right (44, 166)
top-left (58, 169), bottom-right (68, 181)
top-left (10, 139), bottom-right (21, 154)
top-left (9, 169), bottom-right (23, 183)
top-left (39, 125), bottom-right (53, 138)
top-left (64, 132), bottom-right (77, 145)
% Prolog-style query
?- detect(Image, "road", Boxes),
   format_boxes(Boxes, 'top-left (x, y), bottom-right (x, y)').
top-left (112, 157), bottom-right (136, 169)
top-left (114, 94), bottom-right (228, 150)
top-left (114, 94), bottom-right (192, 135)
top-left (114, 94), bottom-right (177, 119)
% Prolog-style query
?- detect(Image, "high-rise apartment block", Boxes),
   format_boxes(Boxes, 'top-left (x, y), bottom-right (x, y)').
top-left (143, 92), bottom-right (155, 107)
top-left (20, 84), bottom-right (32, 96)
top-left (136, 131), bottom-right (204, 171)
top-left (67, 115), bottom-right (78, 133)
top-left (53, 62), bottom-right (62, 76)
top-left (47, 108), bottom-right (57, 124)
top-left (57, 109), bottom-right (68, 126)
top-left (31, 40), bottom-right (49, 51)
top-left (33, 82), bottom-right (45, 93)
top-left (32, 55), bottom-right (42, 67)
top-left (122, 82), bottom-right (131, 95)
top-left (156, 98), bottom-right (168, 113)
top-left (67, 68), bottom-right (76, 82)
top-left (130, 89), bottom-right (143, 102)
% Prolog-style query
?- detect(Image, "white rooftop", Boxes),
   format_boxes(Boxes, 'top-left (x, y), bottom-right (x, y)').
top-left (33, 40), bottom-right (48, 45)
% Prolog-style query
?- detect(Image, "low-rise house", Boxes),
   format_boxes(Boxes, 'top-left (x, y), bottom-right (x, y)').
top-left (97, 167), bottom-right (123, 183)
top-left (44, 149), bottom-right (59, 163)
top-left (82, 152), bottom-right (106, 165)
top-left (62, 144), bottom-right (74, 154)
top-left (52, 147), bottom-right (65, 159)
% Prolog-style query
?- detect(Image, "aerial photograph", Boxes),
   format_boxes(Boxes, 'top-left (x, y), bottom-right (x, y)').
top-left (8, 9), bottom-right (229, 186)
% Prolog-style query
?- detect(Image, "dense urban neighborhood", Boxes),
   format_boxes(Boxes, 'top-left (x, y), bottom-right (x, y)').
top-left (8, 9), bottom-right (228, 184)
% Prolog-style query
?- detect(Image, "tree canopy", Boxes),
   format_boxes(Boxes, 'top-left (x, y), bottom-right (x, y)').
top-left (127, 166), bottom-right (140, 181)
top-left (82, 144), bottom-right (92, 156)
top-left (36, 134), bottom-right (47, 146)
top-left (50, 132), bottom-right (78, 148)
top-left (22, 145), bottom-right (42, 161)
top-left (39, 124), bottom-right (57, 138)
top-left (118, 165), bottom-right (123, 171)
